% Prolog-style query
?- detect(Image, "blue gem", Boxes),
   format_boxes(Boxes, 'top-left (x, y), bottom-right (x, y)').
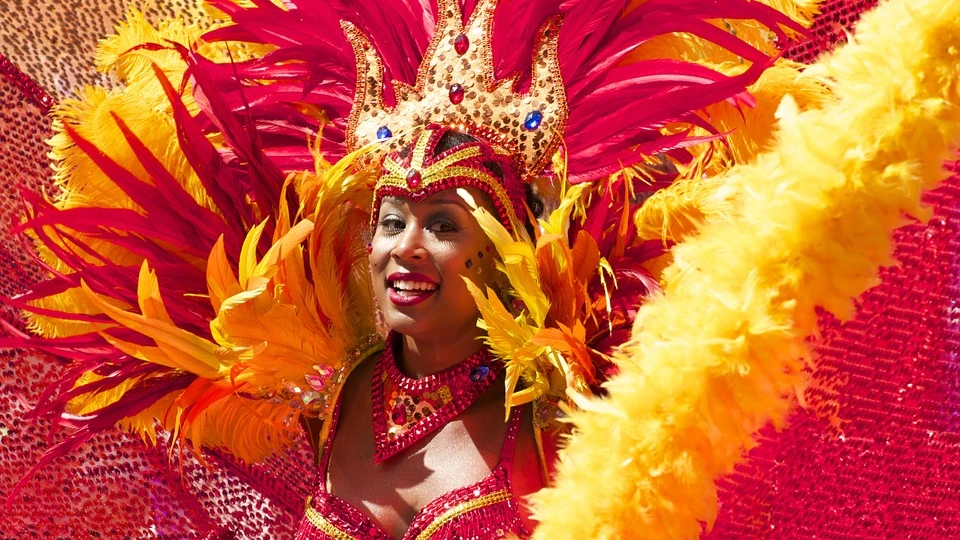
top-left (469, 365), bottom-right (490, 382)
top-left (376, 126), bottom-right (392, 140)
top-left (523, 110), bottom-right (543, 131)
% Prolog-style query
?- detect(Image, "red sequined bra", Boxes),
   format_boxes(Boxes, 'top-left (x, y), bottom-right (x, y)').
top-left (296, 399), bottom-right (529, 539)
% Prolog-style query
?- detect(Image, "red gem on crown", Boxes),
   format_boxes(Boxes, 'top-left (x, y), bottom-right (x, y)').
top-left (449, 84), bottom-right (464, 105)
top-left (406, 169), bottom-right (422, 189)
top-left (454, 33), bottom-right (469, 55)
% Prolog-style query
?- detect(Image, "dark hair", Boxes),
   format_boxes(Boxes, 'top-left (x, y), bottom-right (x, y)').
top-left (408, 130), bottom-right (545, 237)
top-left (524, 184), bottom-right (544, 222)
top-left (434, 130), bottom-right (475, 154)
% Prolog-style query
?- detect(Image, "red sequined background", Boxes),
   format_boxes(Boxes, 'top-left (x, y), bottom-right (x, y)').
top-left (2, 0), bottom-right (958, 537)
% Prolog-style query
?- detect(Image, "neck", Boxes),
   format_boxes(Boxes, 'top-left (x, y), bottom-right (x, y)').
top-left (398, 328), bottom-right (485, 378)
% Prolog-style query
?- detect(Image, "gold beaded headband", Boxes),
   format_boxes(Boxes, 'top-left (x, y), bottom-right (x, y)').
top-left (371, 124), bottom-right (523, 232)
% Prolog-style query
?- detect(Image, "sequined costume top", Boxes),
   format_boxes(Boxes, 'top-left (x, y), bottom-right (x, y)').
top-left (296, 402), bottom-right (529, 539)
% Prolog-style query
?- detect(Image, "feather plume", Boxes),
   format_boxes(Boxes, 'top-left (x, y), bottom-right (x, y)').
top-left (195, 0), bottom-right (815, 184)
top-left (8, 0), bottom-right (827, 507)
top-left (3, 6), bottom-right (381, 494)
top-left (559, 0), bottom-right (812, 181)
top-left (530, 0), bottom-right (960, 537)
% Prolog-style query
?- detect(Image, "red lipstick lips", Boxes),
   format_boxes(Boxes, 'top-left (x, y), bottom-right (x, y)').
top-left (387, 272), bottom-right (439, 307)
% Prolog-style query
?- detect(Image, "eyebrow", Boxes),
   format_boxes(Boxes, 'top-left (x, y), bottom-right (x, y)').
top-left (380, 195), bottom-right (473, 214)
top-left (428, 197), bottom-right (472, 212)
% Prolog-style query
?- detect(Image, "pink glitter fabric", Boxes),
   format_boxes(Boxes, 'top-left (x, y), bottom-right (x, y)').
top-left (298, 401), bottom-right (528, 539)
top-left (3, 1), bottom-right (960, 537)
top-left (0, 55), bottom-right (314, 538)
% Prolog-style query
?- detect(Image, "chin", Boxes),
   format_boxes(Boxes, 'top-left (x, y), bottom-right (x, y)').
top-left (381, 306), bottom-right (478, 343)
top-left (381, 311), bottom-right (428, 337)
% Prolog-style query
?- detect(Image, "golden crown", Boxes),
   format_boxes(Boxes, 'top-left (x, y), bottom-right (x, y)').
top-left (342, 0), bottom-right (567, 179)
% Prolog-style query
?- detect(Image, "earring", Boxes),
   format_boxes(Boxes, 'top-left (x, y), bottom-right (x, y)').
top-left (366, 242), bottom-right (373, 254)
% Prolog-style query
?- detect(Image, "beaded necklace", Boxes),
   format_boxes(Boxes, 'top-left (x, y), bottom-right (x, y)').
top-left (371, 335), bottom-right (503, 463)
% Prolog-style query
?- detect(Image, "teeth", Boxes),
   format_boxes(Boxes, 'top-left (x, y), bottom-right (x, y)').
top-left (392, 280), bottom-right (437, 292)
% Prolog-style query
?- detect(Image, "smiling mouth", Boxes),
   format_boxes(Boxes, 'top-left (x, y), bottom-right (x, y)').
top-left (386, 274), bottom-right (439, 306)
top-left (390, 280), bottom-right (438, 294)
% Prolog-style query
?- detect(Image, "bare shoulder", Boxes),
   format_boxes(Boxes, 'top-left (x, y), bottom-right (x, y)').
top-left (511, 406), bottom-right (546, 530)
top-left (301, 352), bottom-right (381, 466)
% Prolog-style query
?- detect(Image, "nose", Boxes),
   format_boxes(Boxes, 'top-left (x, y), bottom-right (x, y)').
top-left (392, 222), bottom-right (427, 261)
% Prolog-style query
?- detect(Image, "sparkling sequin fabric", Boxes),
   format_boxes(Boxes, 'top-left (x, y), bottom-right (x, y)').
top-left (372, 338), bottom-right (504, 463)
top-left (4, 1), bottom-right (960, 537)
top-left (0, 0), bottom-right (203, 99)
top-left (298, 402), bottom-right (528, 540)
top-left (0, 13), bottom-right (314, 535)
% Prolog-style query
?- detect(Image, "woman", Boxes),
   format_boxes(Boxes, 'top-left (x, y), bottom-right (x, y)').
top-left (300, 128), bottom-right (546, 538)
top-left (4, 0), bottom-right (825, 537)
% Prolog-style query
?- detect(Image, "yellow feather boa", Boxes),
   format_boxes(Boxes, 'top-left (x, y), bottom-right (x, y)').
top-left (529, 0), bottom-right (960, 537)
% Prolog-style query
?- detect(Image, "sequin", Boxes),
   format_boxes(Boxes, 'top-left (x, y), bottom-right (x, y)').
top-left (391, 403), bottom-right (407, 425)
top-left (9, 2), bottom-right (960, 539)
top-left (343, 0), bottom-right (568, 181)
top-left (371, 334), bottom-right (504, 463)
top-left (299, 406), bottom-right (529, 540)
top-left (377, 126), bottom-right (392, 140)
top-left (374, 137), bottom-right (522, 233)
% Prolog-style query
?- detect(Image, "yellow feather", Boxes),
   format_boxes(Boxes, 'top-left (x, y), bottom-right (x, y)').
top-left (136, 260), bottom-right (174, 325)
top-left (80, 274), bottom-right (229, 378)
top-left (251, 219), bottom-right (315, 282)
top-left (25, 8), bottom-right (225, 340)
top-left (238, 220), bottom-right (268, 287)
top-left (68, 372), bottom-right (142, 416)
top-left (206, 235), bottom-right (242, 314)
top-left (465, 182), bottom-right (610, 419)
top-left (530, 0), bottom-right (960, 536)
top-left (24, 5), bottom-right (384, 465)
top-left (542, 183), bottom-right (590, 237)
top-left (461, 191), bottom-right (550, 324)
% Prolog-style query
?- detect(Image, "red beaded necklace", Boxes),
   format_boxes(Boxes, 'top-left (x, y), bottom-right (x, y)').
top-left (371, 334), bottom-right (503, 463)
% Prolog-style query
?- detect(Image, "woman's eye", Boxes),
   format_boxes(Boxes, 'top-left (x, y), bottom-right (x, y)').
top-left (428, 218), bottom-right (459, 233)
top-left (378, 216), bottom-right (404, 232)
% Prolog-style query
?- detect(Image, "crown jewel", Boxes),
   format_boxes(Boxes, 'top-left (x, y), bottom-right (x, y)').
top-left (343, 0), bottom-right (567, 179)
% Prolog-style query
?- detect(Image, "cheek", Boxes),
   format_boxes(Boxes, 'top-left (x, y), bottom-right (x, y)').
top-left (441, 244), bottom-right (496, 294)
top-left (368, 238), bottom-right (392, 286)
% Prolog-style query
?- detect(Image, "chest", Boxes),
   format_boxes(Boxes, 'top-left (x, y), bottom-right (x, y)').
top-left (326, 389), bottom-right (509, 527)
top-left (310, 360), bottom-right (543, 538)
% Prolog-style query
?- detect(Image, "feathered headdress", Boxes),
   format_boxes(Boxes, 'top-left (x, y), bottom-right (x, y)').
top-left (4, 0), bottom-right (821, 506)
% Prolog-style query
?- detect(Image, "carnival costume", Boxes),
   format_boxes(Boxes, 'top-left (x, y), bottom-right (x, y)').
top-left (4, 0), bottom-right (960, 537)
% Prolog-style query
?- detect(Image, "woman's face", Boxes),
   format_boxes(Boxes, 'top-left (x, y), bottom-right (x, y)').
top-left (369, 187), bottom-right (498, 342)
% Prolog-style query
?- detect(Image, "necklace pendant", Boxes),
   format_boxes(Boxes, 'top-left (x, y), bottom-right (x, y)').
top-left (371, 335), bottom-right (502, 463)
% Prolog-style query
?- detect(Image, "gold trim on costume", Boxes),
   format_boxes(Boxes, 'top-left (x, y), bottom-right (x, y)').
top-left (304, 488), bottom-right (513, 540)
top-left (304, 497), bottom-right (358, 540)
top-left (414, 489), bottom-right (513, 540)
